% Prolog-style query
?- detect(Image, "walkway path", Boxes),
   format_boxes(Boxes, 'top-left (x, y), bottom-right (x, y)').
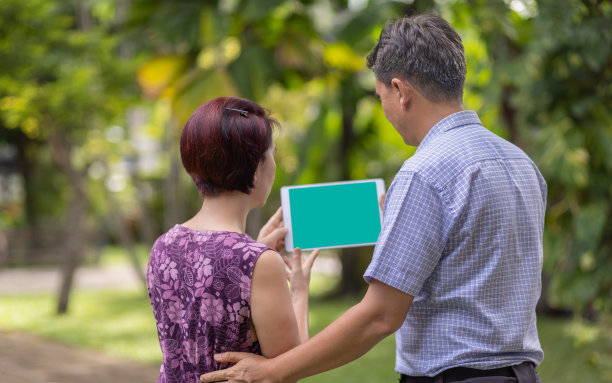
top-left (0, 264), bottom-right (143, 294)
top-left (0, 330), bottom-right (159, 383)
top-left (0, 265), bottom-right (157, 383)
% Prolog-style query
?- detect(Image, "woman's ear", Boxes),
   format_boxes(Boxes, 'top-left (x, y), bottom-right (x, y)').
top-left (252, 163), bottom-right (260, 185)
top-left (391, 78), bottom-right (413, 110)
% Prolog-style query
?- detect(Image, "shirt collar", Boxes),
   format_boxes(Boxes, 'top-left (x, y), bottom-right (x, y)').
top-left (416, 110), bottom-right (482, 153)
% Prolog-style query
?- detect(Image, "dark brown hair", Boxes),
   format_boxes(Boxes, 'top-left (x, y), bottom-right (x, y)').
top-left (367, 14), bottom-right (466, 103)
top-left (180, 97), bottom-right (279, 196)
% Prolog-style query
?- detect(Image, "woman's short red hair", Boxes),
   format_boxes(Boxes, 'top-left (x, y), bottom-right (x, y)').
top-left (180, 97), bottom-right (279, 196)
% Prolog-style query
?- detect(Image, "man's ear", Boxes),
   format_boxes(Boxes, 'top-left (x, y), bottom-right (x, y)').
top-left (391, 78), bottom-right (413, 110)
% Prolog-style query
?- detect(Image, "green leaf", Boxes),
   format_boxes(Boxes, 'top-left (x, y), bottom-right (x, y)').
top-left (573, 201), bottom-right (608, 252)
top-left (243, 0), bottom-right (286, 21)
top-left (172, 68), bottom-right (238, 125)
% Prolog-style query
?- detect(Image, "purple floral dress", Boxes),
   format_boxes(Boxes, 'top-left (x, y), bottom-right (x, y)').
top-left (147, 225), bottom-right (270, 383)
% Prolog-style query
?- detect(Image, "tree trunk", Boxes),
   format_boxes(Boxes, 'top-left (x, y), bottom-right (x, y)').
top-left (50, 135), bottom-right (87, 315)
top-left (163, 119), bottom-right (184, 230)
top-left (52, 0), bottom-right (94, 315)
top-left (334, 82), bottom-right (365, 296)
top-left (105, 186), bottom-right (147, 286)
top-left (501, 85), bottom-right (522, 147)
top-left (135, 180), bottom-right (158, 245)
top-left (15, 130), bottom-right (37, 227)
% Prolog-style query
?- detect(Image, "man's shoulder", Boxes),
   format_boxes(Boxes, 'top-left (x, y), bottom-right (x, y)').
top-left (401, 124), bottom-right (539, 190)
top-left (399, 128), bottom-right (477, 185)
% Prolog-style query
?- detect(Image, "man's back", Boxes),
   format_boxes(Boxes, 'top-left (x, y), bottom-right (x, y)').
top-left (365, 111), bottom-right (546, 375)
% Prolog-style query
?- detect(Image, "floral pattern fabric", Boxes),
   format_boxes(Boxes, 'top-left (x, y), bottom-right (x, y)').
top-left (147, 225), bottom-right (269, 383)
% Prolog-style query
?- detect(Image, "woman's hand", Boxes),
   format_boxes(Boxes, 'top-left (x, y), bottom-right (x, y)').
top-left (284, 248), bottom-right (319, 295)
top-left (284, 247), bottom-right (319, 343)
top-left (257, 207), bottom-right (288, 252)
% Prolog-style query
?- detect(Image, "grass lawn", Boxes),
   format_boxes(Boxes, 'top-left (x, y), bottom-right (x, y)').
top-left (1, 286), bottom-right (611, 382)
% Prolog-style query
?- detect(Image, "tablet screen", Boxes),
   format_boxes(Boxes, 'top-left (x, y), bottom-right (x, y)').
top-left (281, 179), bottom-right (385, 251)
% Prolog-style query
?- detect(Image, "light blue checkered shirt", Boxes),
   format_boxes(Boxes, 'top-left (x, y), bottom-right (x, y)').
top-left (364, 111), bottom-right (546, 376)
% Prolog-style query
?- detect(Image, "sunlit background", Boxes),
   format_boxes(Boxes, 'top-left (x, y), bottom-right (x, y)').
top-left (0, 0), bottom-right (611, 382)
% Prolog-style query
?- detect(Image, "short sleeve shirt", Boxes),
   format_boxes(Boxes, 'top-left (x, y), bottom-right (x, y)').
top-left (364, 111), bottom-right (546, 376)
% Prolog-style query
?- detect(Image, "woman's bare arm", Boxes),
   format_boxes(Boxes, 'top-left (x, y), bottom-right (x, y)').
top-left (250, 250), bottom-right (301, 357)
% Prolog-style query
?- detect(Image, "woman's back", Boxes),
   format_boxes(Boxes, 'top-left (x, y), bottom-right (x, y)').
top-left (147, 224), bottom-right (270, 383)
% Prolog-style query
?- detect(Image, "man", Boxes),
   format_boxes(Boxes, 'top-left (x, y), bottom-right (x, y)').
top-left (201, 13), bottom-right (545, 383)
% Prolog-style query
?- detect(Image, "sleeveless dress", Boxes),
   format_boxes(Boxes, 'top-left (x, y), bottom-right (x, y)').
top-left (146, 224), bottom-right (270, 383)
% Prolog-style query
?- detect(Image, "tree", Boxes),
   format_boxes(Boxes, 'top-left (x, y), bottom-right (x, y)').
top-left (517, 0), bottom-right (612, 315)
top-left (0, 0), bottom-right (137, 313)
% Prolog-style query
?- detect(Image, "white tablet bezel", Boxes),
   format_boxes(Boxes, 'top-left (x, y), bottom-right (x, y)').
top-left (280, 178), bottom-right (385, 252)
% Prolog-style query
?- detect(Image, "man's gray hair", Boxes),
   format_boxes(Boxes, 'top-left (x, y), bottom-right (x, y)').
top-left (367, 14), bottom-right (466, 103)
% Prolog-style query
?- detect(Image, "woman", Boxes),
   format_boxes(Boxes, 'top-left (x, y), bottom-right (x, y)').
top-left (146, 96), bottom-right (318, 383)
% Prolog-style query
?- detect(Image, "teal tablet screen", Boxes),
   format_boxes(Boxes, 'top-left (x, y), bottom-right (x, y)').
top-left (288, 181), bottom-right (382, 250)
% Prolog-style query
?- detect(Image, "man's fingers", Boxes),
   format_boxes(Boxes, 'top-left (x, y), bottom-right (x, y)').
top-left (214, 352), bottom-right (251, 363)
top-left (199, 370), bottom-right (228, 382)
top-left (379, 193), bottom-right (386, 210)
top-left (200, 352), bottom-right (263, 382)
top-left (199, 368), bottom-right (228, 382)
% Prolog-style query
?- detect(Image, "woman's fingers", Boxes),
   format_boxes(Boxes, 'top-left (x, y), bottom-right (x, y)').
top-left (257, 208), bottom-right (288, 251)
top-left (304, 249), bottom-right (320, 270)
top-left (261, 207), bottom-right (283, 232)
top-left (291, 248), bottom-right (303, 271)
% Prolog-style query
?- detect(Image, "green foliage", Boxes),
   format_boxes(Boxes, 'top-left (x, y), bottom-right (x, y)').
top-left (536, 315), bottom-right (612, 382)
top-left (515, 0), bottom-right (612, 312)
top-left (0, 0), bottom-right (135, 139)
top-left (0, 0), bottom-right (139, 227)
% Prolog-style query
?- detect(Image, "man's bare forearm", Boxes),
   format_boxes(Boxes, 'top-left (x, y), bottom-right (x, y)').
top-left (200, 280), bottom-right (412, 383)
top-left (272, 280), bottom-right (413, 382)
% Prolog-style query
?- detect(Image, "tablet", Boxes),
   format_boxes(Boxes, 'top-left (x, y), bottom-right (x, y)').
top-left (280, 179), bottom-right (385, 252)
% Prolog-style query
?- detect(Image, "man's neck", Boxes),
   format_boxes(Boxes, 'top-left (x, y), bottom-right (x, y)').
top-left (412, 101), bottom-right (464, 146)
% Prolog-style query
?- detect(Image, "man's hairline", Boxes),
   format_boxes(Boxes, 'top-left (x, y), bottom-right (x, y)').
top-left (374, 74), bottom-right (463, 105)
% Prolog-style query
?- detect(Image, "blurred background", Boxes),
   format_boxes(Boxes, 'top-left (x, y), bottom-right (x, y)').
top-left (0, 0), bottom-right (611, 382)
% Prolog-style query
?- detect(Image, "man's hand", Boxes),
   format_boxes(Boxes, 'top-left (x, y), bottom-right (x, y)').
top-left (257, 207), bottom-right (288, 252)
top-left (200, 352), bottom-right (285, 383)
top-left (379, 193), bottom-right (386, 210)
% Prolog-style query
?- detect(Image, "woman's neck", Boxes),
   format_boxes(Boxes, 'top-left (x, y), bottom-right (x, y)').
top-left (181, 191), bottom-right (251, 233)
